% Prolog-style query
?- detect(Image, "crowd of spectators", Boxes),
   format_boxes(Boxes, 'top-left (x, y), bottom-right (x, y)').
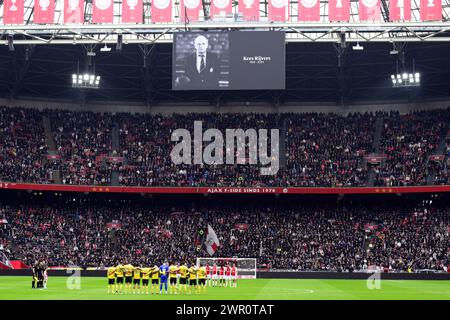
top-left (375, 110), bottom-right (449, 186)
top-left (48, 110), bottom-right (114, 185)
top-left (0, 106), bottom-right (448, 187)
top-left (0, 199), bottom-right (448, 271)
top-left (0, 107), bottom-right (50, 183)
top-left (284, 112), bottom-right (376, 187)
top-left (117, 112), bottom-right (281, 187)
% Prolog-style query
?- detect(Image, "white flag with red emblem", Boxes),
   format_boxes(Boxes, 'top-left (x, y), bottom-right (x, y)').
top-left (205, 224), bottom-right (220, 256)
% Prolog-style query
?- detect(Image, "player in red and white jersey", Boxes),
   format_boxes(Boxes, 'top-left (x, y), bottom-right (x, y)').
top-left (212, 263), bottom-right (218, 287)
top-left (231, 263), bottom-right (237, 288)
top-left (205, 264), bottom-right (211, 287)
top-left (219, 265), bottom-right (225, 287)
top-left (225, 264), bottom-right (232, 287)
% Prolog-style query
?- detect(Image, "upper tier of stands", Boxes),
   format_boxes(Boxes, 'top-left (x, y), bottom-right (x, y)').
top-left (0, 106), bottom-right (449, 187)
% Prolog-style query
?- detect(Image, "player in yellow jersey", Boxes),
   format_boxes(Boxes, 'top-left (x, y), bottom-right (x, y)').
top-left (197, 263), bottom-right (207, 294)
top-left (133, 266), bottom-right (141, 294)
top-left (188, 264), bottom-right (198, 294)
top-left (169, 263), bottom-right (179, 294)
top-left (107, 266), bottom-right (116, 294)
top-left (124, 263), bottom-right (134, 294)
top-left (150, 265), bottom-right (159, 294)
top-left (178, 262), bottom-right (189, 294)
top-left (115, 263), bottom-right (124, 294)
top-left (140, 266), bottom-right (151, 294)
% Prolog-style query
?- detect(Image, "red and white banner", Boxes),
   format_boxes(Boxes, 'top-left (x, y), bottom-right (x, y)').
top-left (268, 0), bottom-right (289, 22)
top-left (122, 0), bottom-right (143, 23)
top-left (92, 0), bottom-right (113, 23)
top-left (420, 0), bottom-right (442, 21)
top-left (209, 0), bottom-right (232, 19)
top-left (64, 0), bottom-right (84, 24)
top-left (298, 0), bottom-right (320, 22)
top-left (180, 0), bottom-right (203, 22)
top-left (34, 0), bottom-right (55, 24)
top-left (359, 0), bottom-right (381, 21)
top-left (238, 0), bottom-right (260, 22)
top-left (206, 224), bottom-right (220, 256)
top-left (151, 0), bottom-right (172, 22)
top-left (106, 221), bottom-right (122, 230)
top-left (389, 0), bottom-right (411, 21)
top-left (47, 154), bottom-right (61, 160)
top-left (329, 0), bottom-right (350, 22)
top-left (3, 0), bottom-right (25, 24)
top-left (234, 223), bottom-right (249, 230)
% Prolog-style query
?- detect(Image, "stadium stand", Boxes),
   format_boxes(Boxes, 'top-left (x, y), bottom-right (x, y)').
top-left (0, 195), bottom-right (448, 272)
top-left (0, 106), bottom-right (449, 187)
top-left (0, 107), bottom-right (50, 183)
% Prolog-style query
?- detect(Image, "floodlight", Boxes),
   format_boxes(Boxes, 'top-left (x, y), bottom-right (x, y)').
top-left (72, 72), bottom-right (101, 89)
top-left (391, 72), bottom-right (421, 87)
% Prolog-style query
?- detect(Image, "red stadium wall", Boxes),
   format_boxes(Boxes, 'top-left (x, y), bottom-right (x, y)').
top-left (10, 260), bottom-right (29, 269)
top-left (0, 262), bottom-right (11, 270)
top-left (0, 182), bottom-right (449, 194)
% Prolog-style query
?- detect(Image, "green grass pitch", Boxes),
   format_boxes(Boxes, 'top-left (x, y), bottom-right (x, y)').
top-left (0, 277), bottom-right (449, 300)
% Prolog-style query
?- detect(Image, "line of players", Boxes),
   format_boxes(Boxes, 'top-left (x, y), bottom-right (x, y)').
top-left (107, 262), bottom-right (238, 295)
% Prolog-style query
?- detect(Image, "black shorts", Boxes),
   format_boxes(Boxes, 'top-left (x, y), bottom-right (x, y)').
top-left (125, 276), bottom-right (132, 284)
top-left (198, 279), bottom-right (206, 286)
top-left (142, 279), bottom-right (149, 286)
top-left (116, 277), bottom-right (124, 284)
top-left (152, 279), bottom-right (159, 285)
top-left (189, 279), bottom-right (197, 286)
top-left (170, 278), bottom-right (177, 285)
top-left (133, 279), bottom-right (140, 285)
top-left (180, 278), bottom-right (187, 285)
top-left (108, 278), bottom-right (115, 285)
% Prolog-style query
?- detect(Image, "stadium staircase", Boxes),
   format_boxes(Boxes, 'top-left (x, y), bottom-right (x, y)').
top-left (366, 116), bottom-right (384, 187)
top-left (111, 121), bottom-right (121, 186)
top-left (42, 116), bottom-right (61, 183)
top-left (426, 127), bottom-right (449, 185)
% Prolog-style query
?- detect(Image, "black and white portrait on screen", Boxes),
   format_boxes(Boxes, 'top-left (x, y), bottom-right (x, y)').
top-left (173, 33), bottom-right (230, 90)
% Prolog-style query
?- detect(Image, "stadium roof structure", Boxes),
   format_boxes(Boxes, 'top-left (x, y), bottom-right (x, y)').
top-left (1, 1), bottom-right (450, 105)
top-left (2, 1), bottom-right (450, 44)
top-left (1, 41), bottom-right (450, 105)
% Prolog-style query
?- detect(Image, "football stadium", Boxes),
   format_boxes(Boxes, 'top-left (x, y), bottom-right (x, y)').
top-left (0, 0), bottom-right (449, 306)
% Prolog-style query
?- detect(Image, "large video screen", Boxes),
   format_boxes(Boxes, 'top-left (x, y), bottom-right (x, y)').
top-left (172, 31), bottom-right (285, 90)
